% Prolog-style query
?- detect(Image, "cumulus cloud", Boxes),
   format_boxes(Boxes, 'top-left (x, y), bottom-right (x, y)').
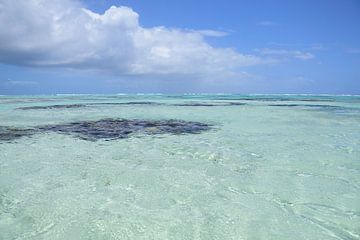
top-left (254, 48), bottom-right (315, 60)
top-left (194, 30), bottom-right (229, 37)
top-left (0, 0), bottom-right (264, 77)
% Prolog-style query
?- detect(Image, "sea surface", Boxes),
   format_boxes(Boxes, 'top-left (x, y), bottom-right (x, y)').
top-left (0, 94), bottom-right (359, 239)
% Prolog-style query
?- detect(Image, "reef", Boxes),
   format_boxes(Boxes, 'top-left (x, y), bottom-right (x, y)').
top-left (268, 104), bottom-right (347, 109)
top-left (17, 104), bottom-right (86, 110)
top-left (173, 102), bottom-right (246, 107)
top-left (0, 127), bottom-right (37, 141)
top-left (16, 101), bottom-right (247, 110)
top-left (16, 102), bottom-right (162, 110)
top-left (94, 101), bottom-right (163, 106)
top-left (0, 118), bottom-right (212, 142)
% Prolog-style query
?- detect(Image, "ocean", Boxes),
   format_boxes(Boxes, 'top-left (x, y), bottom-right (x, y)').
top-left (0, 94), bottom-right (359, 239)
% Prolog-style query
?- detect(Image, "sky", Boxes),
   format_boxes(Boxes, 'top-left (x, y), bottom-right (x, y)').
top-left (0, 0), bottom-right (359, 95)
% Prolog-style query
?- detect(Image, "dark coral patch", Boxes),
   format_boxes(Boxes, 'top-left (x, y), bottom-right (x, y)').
top-left (16, 102), bottom-right (162, 110)
top-left (93, 101), bottom-right (163, 106)
top-left (0, 127), bottom-right (37, 141)
top-left (267, 104), bottom-right (349, 110)
top-left (1, 118), bottom-right (212, 142)
top-left (17, 104), bottom-right (87, 110)
top-left (173, 102), bottom-right (246, 107)
top-left (38, 119), bottom-right (211, 141)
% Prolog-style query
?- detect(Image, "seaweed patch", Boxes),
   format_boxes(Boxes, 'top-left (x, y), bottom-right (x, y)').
top-left (17, 104), bottom-right (87, 110)
top-left (16, 102), bottom-right (162, 110)
top-left (0, 127), bottom-right (37, 141)
top-left (268, 104), bottom-right (348, 110)
top-left (0, 118), bottom-right (212, 142)
top-left (173, 102), bottom-right (246, 107)
top-left (93, 101), bottom-right (163, 106)
top-left (16, 101), bottom-right (246, 110)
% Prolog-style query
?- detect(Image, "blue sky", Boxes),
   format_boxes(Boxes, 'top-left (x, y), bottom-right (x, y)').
top-left (0, 0), bottom-right (359, 94)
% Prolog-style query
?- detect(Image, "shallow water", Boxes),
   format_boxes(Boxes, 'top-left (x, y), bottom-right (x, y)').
top-left (0, 94), bottom-right (359, 239)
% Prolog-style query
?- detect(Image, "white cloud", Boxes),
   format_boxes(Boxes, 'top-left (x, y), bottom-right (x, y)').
top-left (0, 0), bottom-right (264, 78)
top-left (194, 30), bottom-right (229, 37)
top-left (254, 48), bottom-right (315, 60)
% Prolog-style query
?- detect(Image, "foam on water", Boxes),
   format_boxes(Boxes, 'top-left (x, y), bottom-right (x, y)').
top-left (0, 94), bottom-right (359, 239)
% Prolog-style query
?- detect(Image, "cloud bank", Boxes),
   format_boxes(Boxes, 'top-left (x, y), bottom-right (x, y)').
top-left (255, 48), bottom-right (315, 61)
top-left (0, 0), bottom-right (264, 77)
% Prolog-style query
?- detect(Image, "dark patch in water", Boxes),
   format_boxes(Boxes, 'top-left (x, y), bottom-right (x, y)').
top-left (228, 102), bottom-right (247, 106)
top-left (39, 119), bottom-right (211, 141)
top-left (16, 101), bottom-right (245, 110)
top-left (268, 104), bottom-right (299, 107)
top-left (0, 127), bottom-right (37, 141)
top-left (174, 103), bottom-right (219, 107)
top-left (17, 104), bottom-right (87, 110)
top-left (173, 102), bottom-right (246, 107)
top-left (213, 97), bottom-right (336, 102)
top-left (268, 104), bottom-right (347, 110)
top-left (93, 101), bottom-right (163, 106)
top-left (16, 102), bottom-right (162, 110)
top-left (0, 118), bottom-right (212, 142)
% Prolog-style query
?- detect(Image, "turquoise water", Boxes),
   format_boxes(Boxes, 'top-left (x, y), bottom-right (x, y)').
top-left (0, 94), bottom-right (359, 239)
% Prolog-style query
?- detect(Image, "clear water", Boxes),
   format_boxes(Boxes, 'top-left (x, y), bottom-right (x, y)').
top-left (0, 94), bottom-right (359, 239)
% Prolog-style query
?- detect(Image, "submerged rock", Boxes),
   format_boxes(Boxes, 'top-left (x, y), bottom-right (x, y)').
top-left (268, 104), bottom-right (348, 110)
top-left (93, 101), bottom-right (163, 106)
top-left (16, 102), bottom-right (162, 110)
top-left (17, 104), bottom-right (87, 110)
top-left (115, 101), bottom-right (161, 105)
top-left (0, 127), bottom-right (37, 141)
top-left (173, 103), bottom-right (219, 107)
top-left (39, 119), bottom-right (211, 141)
top-left (173, 102), bottom-right (246, 107)
top-left (0, 118), bottom-right (212, 142)
top-left (17, 101), bottom-right (245, 110)
top-left (228, 102), bottom-right (247, 106)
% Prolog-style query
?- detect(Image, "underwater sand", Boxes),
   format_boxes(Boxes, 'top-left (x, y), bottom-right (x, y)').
top-left (0, 94), bottom-right (359, 239)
